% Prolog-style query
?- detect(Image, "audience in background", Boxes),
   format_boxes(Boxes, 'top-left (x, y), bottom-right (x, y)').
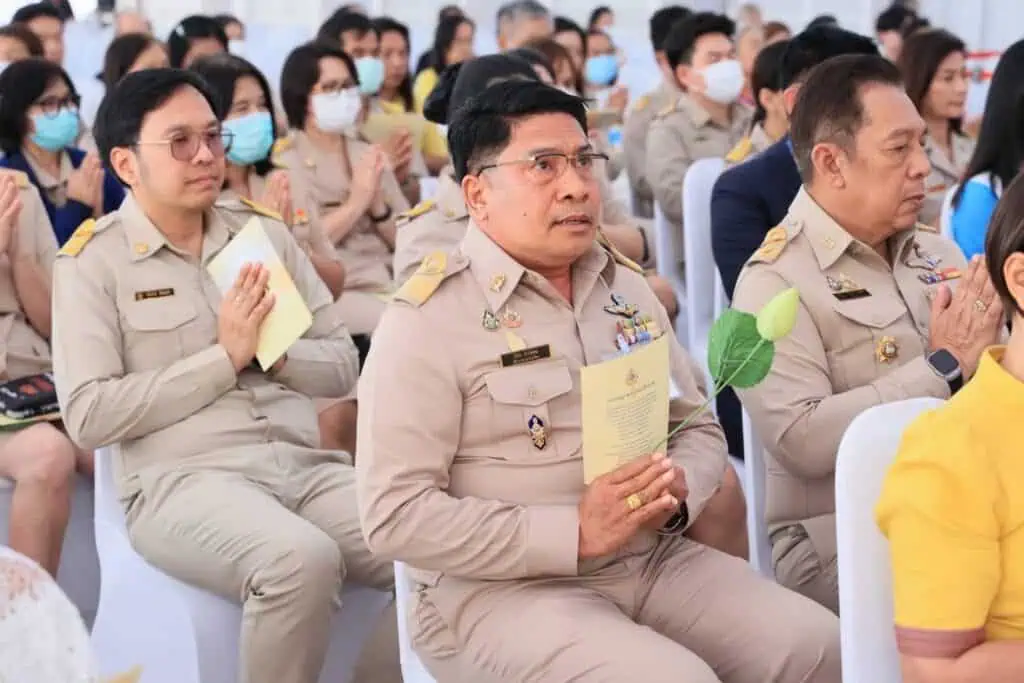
top-left (553, 15), bottom-right (586, 75)
top-left (496, 0), bottom-right (552, 51)
top-left (112, 10), bottom-right (150, 37)
top-left (0, 23), bottom-right (43, 63)
top-left (588, 5), bottom-right (614, 32)
top-left (726, 38), bottom-right (788, 166)
top-left (876, 3), bottom-right (918, 62)
top-left (412, 13), bottom-right (475, 114)
top-left (763, 20), bottom-right (791, 44)
top-left (166, 15), bottom-right (227, 69)
top-left (318, 10), bottom-right (383, 98)
top-left (100, 33), bottom-right (168, 91)
top-left (12, 2), bottom-right (63, 65)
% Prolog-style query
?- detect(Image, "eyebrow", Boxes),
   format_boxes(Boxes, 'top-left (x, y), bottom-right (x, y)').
top-left (883, 127), bottom-right (925, 142)
top-left (526, 143), bottom-right (595, 156)
top-left (159, 120), bottom-right (219, 137)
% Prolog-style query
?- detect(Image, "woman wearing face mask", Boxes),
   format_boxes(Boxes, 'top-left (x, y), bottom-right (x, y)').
top-left (276, 41), bottom-right (408, 339)
top-left (0, 59), bottom-right (124, 246)
top-left (584, 29), bottom-right (629, 116)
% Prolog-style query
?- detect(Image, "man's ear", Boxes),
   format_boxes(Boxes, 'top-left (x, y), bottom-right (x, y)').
top-left (109, 147), bottom-right (137, 187)
top-left (462, 173), bottom-right (488, 223)
top-left (809, 142), bottom-right (847, 189)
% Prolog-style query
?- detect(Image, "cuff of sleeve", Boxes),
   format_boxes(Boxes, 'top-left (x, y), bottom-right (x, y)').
top-left (525, 504), bottom-right (580, 577)
top-left (872, 355), bottom-right (951, 404)
top-left (200, 345), bottom-right (239, 395)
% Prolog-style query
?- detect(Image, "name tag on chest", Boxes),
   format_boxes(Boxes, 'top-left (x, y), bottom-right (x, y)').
top-left (500, 344), bottom-right (551, 368)
top-left (134, 288), bottom-right (175, 301)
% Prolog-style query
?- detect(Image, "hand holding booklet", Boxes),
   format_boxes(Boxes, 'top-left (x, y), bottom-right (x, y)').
top-left (207, 217), bottom-right (313, 370)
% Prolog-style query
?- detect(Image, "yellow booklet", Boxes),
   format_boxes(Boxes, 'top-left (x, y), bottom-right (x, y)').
top-left (580, 335), bottom-right (670, 483)
top-left (207, 217), bottom-right (313, 370)
top-left (361, 112), bottom-right (425, 149)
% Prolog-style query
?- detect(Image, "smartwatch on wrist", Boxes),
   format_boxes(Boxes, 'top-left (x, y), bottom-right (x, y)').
top-left (926, 349), bottom-right (963, 394)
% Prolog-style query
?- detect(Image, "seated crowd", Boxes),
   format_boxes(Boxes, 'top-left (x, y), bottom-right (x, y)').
top-left (0, 1), bottom-right (1017, 682)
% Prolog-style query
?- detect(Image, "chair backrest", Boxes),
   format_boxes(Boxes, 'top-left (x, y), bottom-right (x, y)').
top-left (682, 158), bottom-right (726, 353)
top-left (939, 185), bottom-right (957, 239)
top-left (653, 203), bottom-right (684, 292)
top-left (835, 397), bottom-right (943, 683)
top-left (93, 446), bottom-right (127, 533)
top-left (393, 562), bottom-right (438, 682)
top-left (741, 409), bottom-right (772, 577)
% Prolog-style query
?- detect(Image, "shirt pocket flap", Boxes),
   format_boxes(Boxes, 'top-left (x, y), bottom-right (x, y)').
top-left (485, 360), bottom-right (573, 406)
top-left (124, 299), bottom-right (198, 331)
top-left (832, 296), bottom-right (906, 330)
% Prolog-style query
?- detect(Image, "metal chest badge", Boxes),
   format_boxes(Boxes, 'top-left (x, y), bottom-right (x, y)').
top-left (527, 414), bottom-right (547, 450)
top-left (876, 336), bottom-right (899, 363)
top-left (482, 310), bottom-right (501, 330)
top-left (604, 293), bottom-right (639, 318)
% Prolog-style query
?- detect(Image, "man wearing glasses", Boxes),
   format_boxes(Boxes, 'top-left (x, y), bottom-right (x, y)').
top-left (357, 79), bottom-right (840, 683)
top-left (50, 69), bottom-right (400, 683)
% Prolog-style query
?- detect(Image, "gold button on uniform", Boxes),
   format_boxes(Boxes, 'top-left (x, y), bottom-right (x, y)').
top-left (133, 242), bottom-right (148, 254)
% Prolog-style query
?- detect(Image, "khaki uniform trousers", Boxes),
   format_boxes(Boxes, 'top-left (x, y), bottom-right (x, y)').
top-left (124, 443), bottom-right (400, 683)
top-left (770, 515), bottom-right (839, 615)
top-left (414, 538), bottom-right (841, 683)
top-left (336, 290), bottom-right (387, 336)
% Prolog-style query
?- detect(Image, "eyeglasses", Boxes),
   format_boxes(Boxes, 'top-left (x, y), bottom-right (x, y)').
top-left (135, 129), bottom-right (234, 162)
top-left (33, 95), bottom-right (80, 117)
top-left (476, 151), bottom-right (610, 185)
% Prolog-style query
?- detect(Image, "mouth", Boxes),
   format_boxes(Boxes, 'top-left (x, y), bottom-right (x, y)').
top-left (187, 175), bottom-right (219, 187)
top-left (552, 213), bottom-right (594, 227)
top-left (904, 192), bottom-right (925, 206)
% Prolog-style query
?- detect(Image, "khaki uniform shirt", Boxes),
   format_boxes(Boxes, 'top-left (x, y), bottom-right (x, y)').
top-left (52, 193), bottom-right (360, 496)
top-left (242, 171), bottom-right (338, 261)
top-left (357, 224), bottom-right (727, 591)
top-left (921, 131), bottom-right (975, 227)
top-left (622, 80), bottom-right (679, 218)
top-left (273, 131), bottom-right (410, 293)
top-left (732, 187), bottom-right (965, 556)
top-left (646, 94), bottom-right (751, 229)
top-left (724, 123), bottom-right (776, 167)
top-left (25, 152), bottom-right (74, 209)
top-left (0, 171), bottom-right (57, 380)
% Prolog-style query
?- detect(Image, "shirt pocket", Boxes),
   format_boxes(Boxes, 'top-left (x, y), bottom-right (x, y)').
top-left (121, 298), bottom-right (199, 372)
top-left (484, 359), bottom-right (575, 461)
top-left (827, 297), bottom-right (908, 390)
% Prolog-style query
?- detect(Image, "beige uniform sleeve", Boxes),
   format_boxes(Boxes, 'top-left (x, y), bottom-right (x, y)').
top-left (53, 253), bottom-right (238, 451)
top-left (734, 268), bottom-right (950, 480)
top-left (623, 108), bottom-right (651, 199)
top-left (19, 185), bottom-right (57, 275)
top-left (392, 216), bottom-right (436, 285)
top-left (356, 303), bottom-right (580, 580)
top-left (645, 116), bottom-right (691, 227)
top-left (265, 220), bottom-right (359, 397)
top-left (378, 165), bottom-right (412, 243)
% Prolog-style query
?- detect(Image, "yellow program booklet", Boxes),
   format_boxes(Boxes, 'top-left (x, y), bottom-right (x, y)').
top-left (580, 335), bottom-right (670, 483)
top-left (207, 217), bottom-right (313, 370)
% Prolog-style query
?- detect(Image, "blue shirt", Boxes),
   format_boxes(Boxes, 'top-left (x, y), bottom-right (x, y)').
top-left (950, 173), bottom-right (1002, 260)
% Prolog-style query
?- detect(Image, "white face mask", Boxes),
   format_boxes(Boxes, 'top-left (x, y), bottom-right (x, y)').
top-left (312, 88), bottom-right (362, 133)
top-left (699, 59), bottom-right (744, 105)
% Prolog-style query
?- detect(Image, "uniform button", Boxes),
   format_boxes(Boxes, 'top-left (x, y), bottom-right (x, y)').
top-left (528, 386), bottom-right (537, 400)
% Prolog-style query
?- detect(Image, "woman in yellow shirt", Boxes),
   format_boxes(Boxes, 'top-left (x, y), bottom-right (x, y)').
top-left (412, 13), bottom-right (475, 114)
top-left (876, 173), bottom-right (1024, 682)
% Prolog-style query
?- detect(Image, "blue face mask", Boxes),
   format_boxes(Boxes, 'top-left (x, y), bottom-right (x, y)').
top-left (585, 54), bottom-right (618, 87)
top-left (223, 111), bottom-right (274, 166)
top-left (31, 108), bottom-right (80, 152)
top-left (355, 56), bottom-right (385, 95)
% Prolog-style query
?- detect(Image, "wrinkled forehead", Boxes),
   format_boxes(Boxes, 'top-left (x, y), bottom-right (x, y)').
top-left (498, 112), bottom-right (590, 158)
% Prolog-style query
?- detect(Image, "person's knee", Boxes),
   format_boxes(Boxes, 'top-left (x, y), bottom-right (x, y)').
top-left (773, 602), bottom-right (842, 682)
top-left (6, 427), bottom-right (76, 489)
top-left (269, 528), bottom-right (343, 601)
top-left (645, 275), bottom-right (679, 320)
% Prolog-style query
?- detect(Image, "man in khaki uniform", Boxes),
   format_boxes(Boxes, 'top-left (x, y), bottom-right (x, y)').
top-left (733, 56), bottom-right (1005, 613)
top-left (647, 12), bottom-right (751, 233)
top-left (724, 122), bottom-right (775, 167)
top-left (51, 69), bottom-right (398, 683)
top-left (0, 169), bottom-right (89, 577)
top-left (358, 78), bottom-right (839, 683)
top-left (622, 5), bottom-right (689, 218)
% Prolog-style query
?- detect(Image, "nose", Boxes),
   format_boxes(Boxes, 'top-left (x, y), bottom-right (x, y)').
top-left (556, 162), bottom-right (594, 202)
top-left (909, 140), bottom-right (930, 179)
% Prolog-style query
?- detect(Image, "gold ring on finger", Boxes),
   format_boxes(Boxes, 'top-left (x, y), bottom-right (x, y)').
top-left (974, 298), bottom-right (988, 313)
top-left (626, 493), bottom-right (643, 511)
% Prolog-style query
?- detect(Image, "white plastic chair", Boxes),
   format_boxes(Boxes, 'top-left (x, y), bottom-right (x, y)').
top-left (741, 409), bottom-right (772, 578)
top-left (653, 203), bottom-right (687, 344)
top-left (418, 177), bottom-right (440, 202)
top-left (835, 397), bottom-right (943, 683)
top-left (682, 158), bottom-right (727, 387)
top-left (393, 562), bottom-right (439, 683)
top-left (0, 473), bottom-right (99, 628)
top-left (90, 446), bottom-right (392, 683)
top-left (938, 185), bottom-right (956, 239)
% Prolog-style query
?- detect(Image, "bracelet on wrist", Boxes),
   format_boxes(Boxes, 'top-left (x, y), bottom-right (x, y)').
top-left (369, 205), bottom-right (392, 223)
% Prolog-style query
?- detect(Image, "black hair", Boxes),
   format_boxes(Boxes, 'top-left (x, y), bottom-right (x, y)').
top-left (423, 53), bottom-right (539, 126)
top-left (649, 6), bottom-right (691, 53)
top-left (189, 53), bottom-right (277, 176)
top-left (763, 21), bottom-right (790, 42)
top-left (317, 9), bottom-right (375, 47)
top-left (875, 4), bottom-right (916, 33)
top-left (212, 14), bottom-right (242, 31)
top-left (778, 25), bottom-right (878, 90)
top-left (588, 6), bottom-right (613, 31)
top-left (806, 15), bottom-right (839, 30)
top-left (449, 78), bottom-right (587, 182)
top-left (11, 2), bottom-right (63, 25)
top-left (428, 14), bottom-right (475, 74)
top-left (280, 41), bottom-right (358, 130)
top-left (898, 28), bottom-right (966, 133)
top-left (166, 15), bottom-right (227, 68)
top-left (525, 37), bottom-right (582, 93)
top-left (0, 57), bottom-right (77, 154)
top-left (93, 68), bottom-right (219, 182)
top-left (790, 54), bottom-right (903, 182)
top-left (0, 22), bottom-right (43, 57)
top-left (953, 39), bottom-right (1024, 210)
top-left (553, 16), bottom-right (586, 55)
top-left (663, 12), bottom-right (735, 70)
top-left (985, 173), bottom-right (1024, 317)
top-left (750, 39), bottom-right (789, 127)
top-left (372, 17), bottom-right (414, 112)
top-left (438, 5), bottom-right (463, 22)
top-left (101, 32), bottom-right (162, 89)
top-left (506, 47), bottom-right (554, 82)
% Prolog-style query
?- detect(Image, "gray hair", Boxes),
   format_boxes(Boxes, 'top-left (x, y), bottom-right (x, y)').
top-left (497, 0), bottom-right (550, 25)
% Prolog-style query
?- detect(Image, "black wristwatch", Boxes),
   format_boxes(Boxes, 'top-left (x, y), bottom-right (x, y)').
top-left (658, 501), bottom-right (690, 536)
top-left (369, 205), bottom-right (392, 223)
top-left (926, 349), bottom-right (963, 394)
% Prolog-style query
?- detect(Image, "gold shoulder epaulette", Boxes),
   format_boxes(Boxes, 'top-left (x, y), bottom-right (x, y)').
top-left (238, 197), bottom-right (283, 222)
top-left (726, 137), bottom-right (753, 163)
top-left (58, 219), bottom-right (97, 257)
top-left (397, 199), bottom-right (436, 226)
top-left (271, 137), bottom-right (292, 168)
top-left (0, 169), bottom-right (29, 189)
top-left (656, 100), bottom-right (678, 118)
top-left (632, 95), bottom-right (650, 113)
top-left (749, 225), bottom-right (789, 265)
top-left (393, 251), bottom-right (455, 306)
top-left (596, 230), bottom-right (644, 274)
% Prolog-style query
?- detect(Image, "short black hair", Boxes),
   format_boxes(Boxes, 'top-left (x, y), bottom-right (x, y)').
top-left (0, 22), bottom-right (43, 57)
top-left (166, 15), bottom-right (228, 68)
top-left (750, 39), bottom-right (789, 126)
top-left (506, 47), bottom-right (554, 81)
top-left (101, 32), bottom-right (161, 89)
top-left (449, 78), bottom-right (587, 182)
top-left (986, 173), bottom-right (1024, 317)
top-left (11, 2), bottom-right (63, 25)
top-left (438, 5), bottom-right (463, 22)
top-left (649, 6), bottom-right (691, 53)
top-left (806, 15), bottom-right (839, 30)
top-left (280, 41), bottom-right (358, 130)
top-left (423, 53), bottom-right (539, 126)
top-left (663, 12), bottom-right (735, 70)
top-left (778, 25), bottom-right (878, 90)
top-left (94, 68), bottom-right (219, 182)
top-left (317, 9), bottom-right (375, 46)
top-left (0, 57), bottom-right (77, 154)
top-left (875, 4), bottom-right (916, 33)
top-left (212, 13), bottom-right (242, 30)
top-left (790, 54), bottom-right (903, 182)
top-left (588, 6), bottom-right (613, 30)
top-left (553, 16), bottom-right (585, 50)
